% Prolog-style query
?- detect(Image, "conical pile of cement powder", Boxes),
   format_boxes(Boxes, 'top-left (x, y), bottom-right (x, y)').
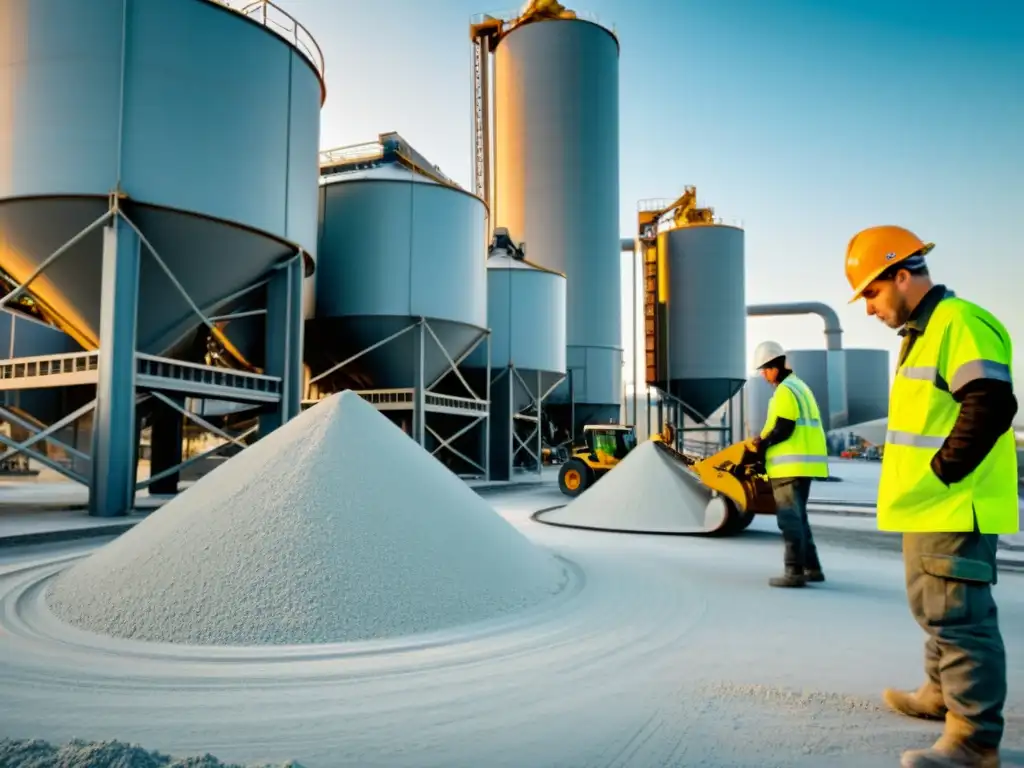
top-left (47, 390), bottom-right (566, 646)
top-left (538, 440), bottom-right (725, 534)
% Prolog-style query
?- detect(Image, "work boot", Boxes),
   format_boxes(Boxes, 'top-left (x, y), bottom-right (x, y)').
top-left (900, 735), bottom-right (1000, 767)
top-left (883, 683), bottom-right (947, 721)
top-left (769, 567), bottom-right (806, 588)
top-left (804, 568), bottom-right (826, 582)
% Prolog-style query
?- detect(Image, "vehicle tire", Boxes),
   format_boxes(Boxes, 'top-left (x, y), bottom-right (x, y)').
top-left (558, 459), bottom-right (592, 497)
top-left (733, 507), bottom-right (757, 532)
top-left (708, 495), bottom-right (748, 537)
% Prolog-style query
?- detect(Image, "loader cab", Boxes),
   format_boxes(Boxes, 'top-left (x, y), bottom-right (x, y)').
top-left (583, 424), bottom-right (636, 461)
top-left (558, 424), bottom-right (638, 497)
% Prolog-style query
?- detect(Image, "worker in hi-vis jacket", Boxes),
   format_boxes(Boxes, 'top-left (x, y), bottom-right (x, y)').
top-left (748, 341), bottom-right (830, 588)
top-left (846, 224), bottom-right (1018, 768)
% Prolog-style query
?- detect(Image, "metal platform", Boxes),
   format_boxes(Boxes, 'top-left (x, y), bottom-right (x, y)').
top-left (0, 350), bottom-right (281, 403)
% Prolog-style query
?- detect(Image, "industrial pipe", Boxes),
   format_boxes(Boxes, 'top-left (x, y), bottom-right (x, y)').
top-left (746, 302), bottom-right (843, 351)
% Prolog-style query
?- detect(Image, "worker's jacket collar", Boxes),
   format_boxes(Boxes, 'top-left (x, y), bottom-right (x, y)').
top-left (899, 284), bottom-right (954, 337)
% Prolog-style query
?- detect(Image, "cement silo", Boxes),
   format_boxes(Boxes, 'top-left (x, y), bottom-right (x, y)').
top-left (844, 348), bottom-right (890, 425)
top-left (311, 134), bottom-right (490, 477)
top-left (0, 0), bottom-right (323, 514)
top-left (472, 5), bottom-right (621, 437)
top-left (467, 228), bottom-right (567, 480)
top-left (657, 225), bottom-right (747, 423)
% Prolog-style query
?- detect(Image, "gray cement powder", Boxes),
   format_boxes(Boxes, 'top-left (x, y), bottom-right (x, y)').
top-left (543, 440), bottom-right (718, 533)
top-left (47, 390), bottom-right (564, 646)
top-left (0, 738), bottom-right (300, 767)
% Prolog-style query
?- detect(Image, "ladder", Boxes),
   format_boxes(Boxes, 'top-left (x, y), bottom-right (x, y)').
top-left (471, 36), bottom-right (490, 204)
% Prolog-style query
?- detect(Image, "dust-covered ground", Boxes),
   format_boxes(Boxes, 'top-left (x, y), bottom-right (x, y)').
top-left (0, 484), bottom-right (1021, 768)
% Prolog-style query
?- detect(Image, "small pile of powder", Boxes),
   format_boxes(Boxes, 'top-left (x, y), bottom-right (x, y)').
top-left (539, 439), bottom-right (721, 533)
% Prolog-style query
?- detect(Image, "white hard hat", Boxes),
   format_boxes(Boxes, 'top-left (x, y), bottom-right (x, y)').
top-left (752, 340), bottom-right (787, 371)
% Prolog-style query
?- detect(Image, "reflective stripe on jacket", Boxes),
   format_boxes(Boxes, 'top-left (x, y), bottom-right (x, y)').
top-left (761, 374), bottom-right (830, 479)
top-left (879, 296), bottom-right (1019, 533)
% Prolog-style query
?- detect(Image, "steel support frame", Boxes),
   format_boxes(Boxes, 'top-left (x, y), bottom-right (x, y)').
top-left (489, 365), bottom-right (564, 481)
top-left (305, 316), bottom-right (492, 479)
top-left (0, 194), bottom-right (304, 516)
top-left (0, 401), bottom-right (96, 484)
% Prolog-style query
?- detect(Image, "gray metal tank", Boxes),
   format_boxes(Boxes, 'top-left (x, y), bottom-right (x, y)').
top-left (0, 0), bottom-right (323, 357)
top-left (661, 225), bottom-right (746, 421)
top-left (492, 14), bottom-right (621, 428)
top-left (468, 248), bottom-right (567, 409)
top-left (312, 162), bottom-right (488, 388)
top-left (844, 348), bottom-right (891, 424)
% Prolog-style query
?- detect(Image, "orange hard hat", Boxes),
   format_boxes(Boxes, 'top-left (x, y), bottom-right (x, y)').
top-left (844, 225), bottom-right (934, 302)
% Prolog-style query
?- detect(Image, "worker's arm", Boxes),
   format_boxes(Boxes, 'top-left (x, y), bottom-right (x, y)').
top-left (931, 310), bottom-right (1018, 486)
top-left (759, 417), bottom-right (796, 450)
top-left (757, 386), bottom-right (798, 451)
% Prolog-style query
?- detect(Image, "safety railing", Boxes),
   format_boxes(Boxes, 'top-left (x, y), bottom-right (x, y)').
top-left (425, 392), bottom-right (489, 414)
top-left (212, 1), bottom-right (325, 99)
top-left (0, 350), bottom-right (98, 383)
top-left (319, 133), bottom-right (462, 191)
top-left (471, 7), bottom-right (616, 38)
top-left (319, 140), bottom-right (385, 168)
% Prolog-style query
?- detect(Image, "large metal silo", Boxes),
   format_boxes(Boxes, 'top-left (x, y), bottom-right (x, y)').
top-left (489, 11), bottom-right (622, 435)
top-left (658, 225), bottom-right (746, 422)
top-left (467, 229), bottom-right (567, 480)
top-left (309, 135), bottom-right (490, 477)
top-left (844, 348), bottom-right (891, 425)
top-left (0, 0), bottom-right (323, 514)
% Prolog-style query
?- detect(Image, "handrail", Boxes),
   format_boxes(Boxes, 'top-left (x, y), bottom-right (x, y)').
top-left (471, 7), bottom-right (616, 38)
top-left (319, 133), bottom-right (463, 191)
top-left (212, 0), bottom-right (326, 104)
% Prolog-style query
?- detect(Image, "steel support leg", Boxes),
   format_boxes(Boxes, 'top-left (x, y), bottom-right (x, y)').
top-left (488, 367), bottom-right (513, 481)
top-left (149, 394), bottom-right (184, 495)
top-left (536, 370), bottom-right (543, 477)
top-left (412, 320), bottom-right (426, 446)
top-left (260, 256), bottom-right (303, 437)
top-left (89, 216), bottom-right (141, 518)
top-left (483, 333), bottom-right (491, 481)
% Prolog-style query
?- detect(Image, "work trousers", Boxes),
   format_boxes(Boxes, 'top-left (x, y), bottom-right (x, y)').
top-left (903, 521), bottom-right (1006, 748)
top-left (771, 476), bottom-right (821, 570)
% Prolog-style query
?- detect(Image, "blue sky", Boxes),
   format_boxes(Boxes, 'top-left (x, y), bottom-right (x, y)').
top-left (277, 0), bottom-right (1023, 389)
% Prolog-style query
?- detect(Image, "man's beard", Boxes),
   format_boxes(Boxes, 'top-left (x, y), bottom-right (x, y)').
top-left (887, 294), bottom-right (912, 329)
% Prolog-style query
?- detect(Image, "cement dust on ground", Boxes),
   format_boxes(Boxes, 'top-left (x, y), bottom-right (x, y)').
top-left (1, 479), bottom-right (1022, 767)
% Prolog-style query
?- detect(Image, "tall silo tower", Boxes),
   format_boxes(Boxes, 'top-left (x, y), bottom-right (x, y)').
top-left (0, 0), bottom-right (324, 514)
top-left (471, 2), bottom-right (621, 438)
top-left (309, 134), bottom-right (491, 478)
top-left (639, 188), bottom-right (747, 451)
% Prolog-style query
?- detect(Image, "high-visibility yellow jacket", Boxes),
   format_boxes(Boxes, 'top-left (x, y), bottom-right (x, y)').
top-left (760, 374), bottom-right (830, 479)
top-left (879, 295), bottom-right (1019, 533)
